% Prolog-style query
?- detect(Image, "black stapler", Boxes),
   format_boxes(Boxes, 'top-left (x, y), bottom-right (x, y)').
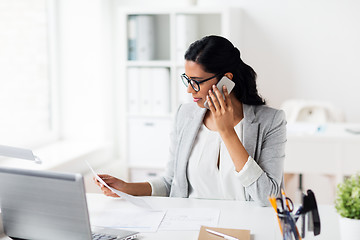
top-left (306, 190), bottom-right (321, 236)
top-left (294, 189), bottom-right (321, 238)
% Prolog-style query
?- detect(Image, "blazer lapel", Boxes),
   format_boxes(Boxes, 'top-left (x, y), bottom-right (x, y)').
top-left (242, 104), bottom-right (260, 160)
top-left (176, 107), bottom-right (207, 194)
top-left (178, 108), bottom-right (207, 166)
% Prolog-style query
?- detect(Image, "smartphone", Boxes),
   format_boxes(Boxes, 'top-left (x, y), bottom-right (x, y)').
top-left (204, 76), bottom-right (235, 109)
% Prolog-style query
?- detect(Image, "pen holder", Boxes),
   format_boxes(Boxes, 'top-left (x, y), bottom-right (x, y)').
top-left (269, 189), bottom-right (321, 240)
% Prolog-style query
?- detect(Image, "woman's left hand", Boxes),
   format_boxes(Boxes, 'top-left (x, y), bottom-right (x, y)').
top-left (207, 84), bottom-right (235, 134)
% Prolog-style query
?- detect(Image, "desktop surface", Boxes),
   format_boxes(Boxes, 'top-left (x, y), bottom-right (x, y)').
top-left (286, 123), bottom-right (360, 177)
top-left (1, 193), bottom-right (340, 240)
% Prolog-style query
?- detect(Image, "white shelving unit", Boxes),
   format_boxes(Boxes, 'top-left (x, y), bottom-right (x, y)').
top-left (114, 6), bottom-right (242, 182)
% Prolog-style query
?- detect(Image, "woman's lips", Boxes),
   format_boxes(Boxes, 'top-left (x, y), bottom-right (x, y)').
top-left (193, 98), bottom-right (201, 102)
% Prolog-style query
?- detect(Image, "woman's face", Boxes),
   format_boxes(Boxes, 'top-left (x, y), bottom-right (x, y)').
top-left (184, 60), bottom-right (219, 108)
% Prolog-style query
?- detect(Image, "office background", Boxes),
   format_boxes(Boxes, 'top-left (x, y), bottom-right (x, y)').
top-left (1, 0), bottom-right (360, 204)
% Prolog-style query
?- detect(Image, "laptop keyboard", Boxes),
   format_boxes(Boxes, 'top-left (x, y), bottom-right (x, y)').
top-left (92, 232), bottom-right (118, 240)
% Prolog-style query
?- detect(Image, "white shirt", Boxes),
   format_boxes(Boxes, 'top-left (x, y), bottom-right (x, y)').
top-left (187, 120), bottom-right (251, 200)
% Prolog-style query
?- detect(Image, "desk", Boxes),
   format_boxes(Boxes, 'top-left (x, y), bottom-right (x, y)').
top-left (285, 123), bottom-right (360, 181)
top-left (0, 193), bottom-right (340, 240)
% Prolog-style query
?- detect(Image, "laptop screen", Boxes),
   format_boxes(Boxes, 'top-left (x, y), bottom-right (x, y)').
top-left (0, 167), bottom-right (140, 240)
top-left (0, 167), bottom-right (93, 239)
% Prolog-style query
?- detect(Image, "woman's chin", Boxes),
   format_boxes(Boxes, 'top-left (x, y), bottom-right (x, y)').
top-left (196, 101), bottom-right (206, 108)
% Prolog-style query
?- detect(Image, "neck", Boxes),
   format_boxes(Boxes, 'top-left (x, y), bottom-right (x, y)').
top-left (230, 94), bottom-right (244, 121)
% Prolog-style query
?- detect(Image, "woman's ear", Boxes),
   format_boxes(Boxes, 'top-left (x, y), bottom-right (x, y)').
top-left (225, 72), bottom-right (233, 80)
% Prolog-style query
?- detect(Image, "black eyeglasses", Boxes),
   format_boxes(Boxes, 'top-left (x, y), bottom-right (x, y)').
top-left (181, 73), bottom-right (221, 92)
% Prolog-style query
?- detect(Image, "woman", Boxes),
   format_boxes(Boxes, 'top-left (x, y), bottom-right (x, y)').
top-left (95, 35), bottom-right (286, 206)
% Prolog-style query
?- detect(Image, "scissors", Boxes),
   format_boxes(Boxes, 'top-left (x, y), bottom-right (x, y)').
top-left (276, 195), bottom-right (294, 214)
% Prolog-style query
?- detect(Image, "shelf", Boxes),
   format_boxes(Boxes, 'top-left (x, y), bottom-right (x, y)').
top-left (0, 140), bottom-right (112, 173)
top-left (126, 113), bottom-right (173, 119)
top-left (119, 6), bottom-right (238, 15)
top-left (126, 60), bottom-right (172, 67)
top-left (128, 162), bottom-right (166, 169)
top-left (115, 6), bottom-right (241, 182)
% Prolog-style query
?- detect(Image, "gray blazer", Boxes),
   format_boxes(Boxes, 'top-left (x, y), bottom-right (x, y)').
top-left (149, 103), bottom-right (287, 206)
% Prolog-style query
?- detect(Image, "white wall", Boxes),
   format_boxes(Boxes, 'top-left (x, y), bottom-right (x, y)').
top-left (116, 0), bottom-right (360, 121)
top-left (222, 0), bottom-right (360, 121)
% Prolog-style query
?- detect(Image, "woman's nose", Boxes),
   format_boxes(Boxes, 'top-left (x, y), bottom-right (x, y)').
top-left (187, 84), bottom-right (195, 93)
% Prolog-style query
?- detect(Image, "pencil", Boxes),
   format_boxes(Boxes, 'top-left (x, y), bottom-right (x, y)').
top-left (268, 196), bottom-right (283, 234)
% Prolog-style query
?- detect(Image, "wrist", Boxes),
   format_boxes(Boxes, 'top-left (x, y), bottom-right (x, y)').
top-left (126, 182), bottom-right (152, 196)
top-left (219, 127), bottom-right (237, 139)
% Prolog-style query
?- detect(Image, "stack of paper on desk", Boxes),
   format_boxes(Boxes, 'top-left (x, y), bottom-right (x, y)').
top-left (159, 208), bottom-right (220, 231)
top-left (90, 208), bottom-right (166, 233)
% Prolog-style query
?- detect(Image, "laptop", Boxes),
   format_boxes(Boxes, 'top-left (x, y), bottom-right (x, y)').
top-left (0, 167), bottom-right (138, 240)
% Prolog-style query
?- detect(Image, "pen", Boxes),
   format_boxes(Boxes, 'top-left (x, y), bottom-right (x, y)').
top-left (206, 229), bottom-right (239, 240)
top-left (281, 189), bottom-right (288, 211)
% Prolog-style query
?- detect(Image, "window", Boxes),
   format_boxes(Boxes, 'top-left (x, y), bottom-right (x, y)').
top-left (0, 0), bottom-right (58, 147)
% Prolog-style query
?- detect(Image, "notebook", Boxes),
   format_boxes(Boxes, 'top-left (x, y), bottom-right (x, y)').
top-left (0, 167), bottom-right (138, 240)
top-left (198, 226), bottom-right (250, 240)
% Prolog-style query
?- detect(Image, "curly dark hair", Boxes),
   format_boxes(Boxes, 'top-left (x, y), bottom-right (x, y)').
top-left (184, 35), bottom-right (265, 105)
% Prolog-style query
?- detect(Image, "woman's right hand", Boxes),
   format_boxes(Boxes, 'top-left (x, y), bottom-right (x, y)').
top-left (93, 174), bottom-right (127, 198)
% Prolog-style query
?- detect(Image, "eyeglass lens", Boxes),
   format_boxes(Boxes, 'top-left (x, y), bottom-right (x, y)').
top-left (181, 74), bottom-right (200, 91)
